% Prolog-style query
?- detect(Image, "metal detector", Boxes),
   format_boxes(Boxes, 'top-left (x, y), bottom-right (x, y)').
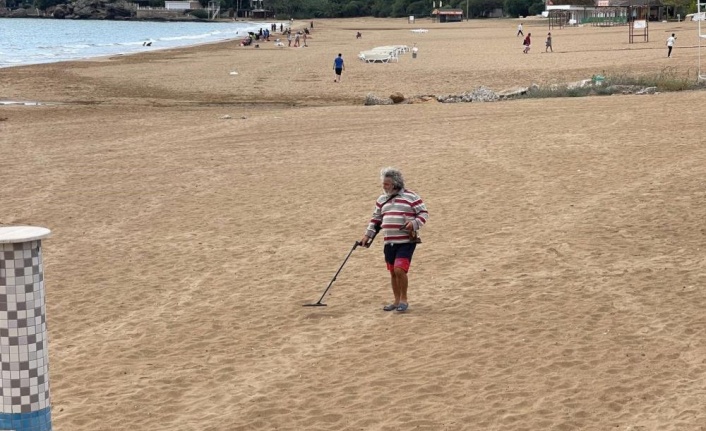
top-left (303, 236), bottom-right (375, 307)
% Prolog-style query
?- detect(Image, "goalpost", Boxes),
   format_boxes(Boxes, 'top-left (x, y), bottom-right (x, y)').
top-left (698, 2), bottom-right (706, 79)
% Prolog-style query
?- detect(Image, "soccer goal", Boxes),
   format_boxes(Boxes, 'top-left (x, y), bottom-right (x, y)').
top-left (698, 3), bottom-right (706, 79)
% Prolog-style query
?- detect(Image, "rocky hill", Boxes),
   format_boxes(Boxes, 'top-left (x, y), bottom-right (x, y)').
top-left (1, 0), bottom-right (140, 19)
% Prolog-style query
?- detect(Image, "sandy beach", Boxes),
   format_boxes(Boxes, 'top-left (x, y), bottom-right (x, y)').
top-left (2, 17), bottom-right (706, 430)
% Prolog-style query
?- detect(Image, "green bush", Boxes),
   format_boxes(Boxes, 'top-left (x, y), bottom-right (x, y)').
top-left (519, 69), bottom-right (706, 100)
top-left (606, 67), bottom-right (702, 92)
top-left (189, 8), bottom-right (208, 18)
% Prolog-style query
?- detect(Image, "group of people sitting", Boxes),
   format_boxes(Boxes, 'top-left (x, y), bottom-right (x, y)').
top-left (240, 23), bottom-right (313, 48)
top-left (240, 28), bottom-right (272, 47)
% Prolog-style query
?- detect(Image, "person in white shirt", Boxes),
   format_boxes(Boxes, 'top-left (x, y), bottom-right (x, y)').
top-left (517, 23), bottom-right (524, 37)
top-left (666, 33), bottom-right (676, 58)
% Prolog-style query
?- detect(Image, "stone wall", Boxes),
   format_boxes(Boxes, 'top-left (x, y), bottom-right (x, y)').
top-left (136, 8), bottom-right (185, 18)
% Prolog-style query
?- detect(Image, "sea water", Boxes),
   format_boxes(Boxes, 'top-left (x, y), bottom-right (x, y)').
top-left (0, 18), bottom-right (281, 68)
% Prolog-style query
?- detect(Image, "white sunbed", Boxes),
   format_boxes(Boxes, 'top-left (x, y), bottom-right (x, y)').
top-left (358, 45), bottom-right (410, 63)
top-left (359, 51), bottom-right (395, 63)
top-left (367, 46), bottom-right (408, 61)
top-left (373, 45), bottom-right (409, 55)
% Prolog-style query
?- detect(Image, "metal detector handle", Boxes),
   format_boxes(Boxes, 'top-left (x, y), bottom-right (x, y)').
top-left (358, 233), bottom-right (377, 249)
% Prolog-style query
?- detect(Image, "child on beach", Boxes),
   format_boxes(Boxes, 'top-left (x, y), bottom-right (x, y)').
top-left (523, 33), bottom-right (531, 54)
top-left (545, 32), bottom-right (552, 52)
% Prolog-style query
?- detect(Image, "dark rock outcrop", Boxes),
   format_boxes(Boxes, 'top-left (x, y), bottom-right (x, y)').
top-left (390, 92), bottom-right (405, 104)
top-left (105, 2), bottom-right (132, 18)
top-left (5, 0), bottom-right (137, 19)
top-left (52, 5), bottom-right (68, 18)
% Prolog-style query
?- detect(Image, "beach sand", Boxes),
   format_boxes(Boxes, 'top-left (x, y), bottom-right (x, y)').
top-left (1, 17), bottom-right (706, 430)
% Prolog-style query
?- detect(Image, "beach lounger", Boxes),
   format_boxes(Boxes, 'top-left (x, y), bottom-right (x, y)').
top-left (358, 45), bottom-right (409, 63)
top-left (359, 51), bottom-right (393, 63)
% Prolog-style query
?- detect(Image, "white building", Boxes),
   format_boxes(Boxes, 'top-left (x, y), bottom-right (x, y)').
top-left (164, 1), bottom-right (201, 10)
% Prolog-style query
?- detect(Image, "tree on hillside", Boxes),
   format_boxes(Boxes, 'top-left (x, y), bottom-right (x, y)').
top-left (407, 0), bottom-right (429, 15)
top-left (467, 0), bottom-right (503, 17)
top-left (661, 0), bottom-right (692, 17)
top-left (389, 0), bottom-right (408, 17)
top-left (370, 0), bottom-right (392, 16)
top-left (334, 0), bottom-right (355, 16)
top-left (34, 0), bottom-right (66, 9)
top-left (504, 0), bottom-right (543, 16)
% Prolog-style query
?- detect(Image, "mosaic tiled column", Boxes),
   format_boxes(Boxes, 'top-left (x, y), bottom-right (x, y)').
top-left (0, 226), bottom-right (52, 431)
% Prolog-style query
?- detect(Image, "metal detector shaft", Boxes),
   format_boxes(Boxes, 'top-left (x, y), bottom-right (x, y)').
top-left (303, 235), bottom-right (376, 307)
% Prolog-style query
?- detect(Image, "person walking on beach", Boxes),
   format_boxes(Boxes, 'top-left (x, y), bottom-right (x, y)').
top-left (517, 22), bottom-right (524, 37)
top-left (333, 53), bottom-right (344, 82)
top-left (667, 33), bottom-right (676, 58)
top-left (523, 33), bottom-right (531, 54)
top-left (360, 167), bottom-right (429, 313)
top-left (545, 32), bottom-right (553, 52)
top-left (287, 31), bottom-right (292, 47)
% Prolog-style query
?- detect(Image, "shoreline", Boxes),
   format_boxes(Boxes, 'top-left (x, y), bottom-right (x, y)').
top-left (0, 36), bottom-right (244, 70)
top-left (0, 17), bottom-right (292, 70)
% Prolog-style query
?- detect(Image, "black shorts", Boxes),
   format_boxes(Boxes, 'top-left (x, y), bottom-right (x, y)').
top-left (384, 242), bottom-right (416, 273)
top-left (335, 68), bottom-right (342, 76)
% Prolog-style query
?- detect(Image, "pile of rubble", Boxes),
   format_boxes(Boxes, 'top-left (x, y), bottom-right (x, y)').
top-left (365, 86), bottom-right (502, 106)
top-left (364, 80), bottom-right (661, 106)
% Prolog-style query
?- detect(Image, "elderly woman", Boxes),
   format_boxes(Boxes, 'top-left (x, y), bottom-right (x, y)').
top-left (360, 167), bottom-right (429, 312)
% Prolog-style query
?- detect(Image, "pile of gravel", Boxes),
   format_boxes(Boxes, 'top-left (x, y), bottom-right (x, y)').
top-left (437, 86), bottom-right (499, 103)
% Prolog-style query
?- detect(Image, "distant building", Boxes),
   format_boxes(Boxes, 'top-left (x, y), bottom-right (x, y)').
top-left (432, 8), bottom-right (464, 22)
top-left (235, 0), bottom-right (272, 19)
top-left (164, 1), bottom-right (201, 10)
top-left (546, 0), bottom-right (665, 23)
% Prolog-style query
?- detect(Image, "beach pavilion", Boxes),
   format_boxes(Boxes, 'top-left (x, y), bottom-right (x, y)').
top-left (432, 8), bottom-right (464, 22)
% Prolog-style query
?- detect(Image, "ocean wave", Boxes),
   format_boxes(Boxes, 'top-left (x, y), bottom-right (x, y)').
top-left (117, 41), bottom-right (151, 46)
top-left (0, 19), bottom-right (279, 69)
top-left (159, 33), bottom-right (212, 41)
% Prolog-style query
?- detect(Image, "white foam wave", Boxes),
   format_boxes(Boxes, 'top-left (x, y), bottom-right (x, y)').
top-left (160, 33), bottom-right (211, 41)
top-left (117, 41), bottom-right (150, 46)
top-left (1, 20), bottom-right (277, 69)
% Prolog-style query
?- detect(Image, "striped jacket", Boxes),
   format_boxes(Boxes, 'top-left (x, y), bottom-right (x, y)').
top-left (365, 189), bottom-right (429, 245)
